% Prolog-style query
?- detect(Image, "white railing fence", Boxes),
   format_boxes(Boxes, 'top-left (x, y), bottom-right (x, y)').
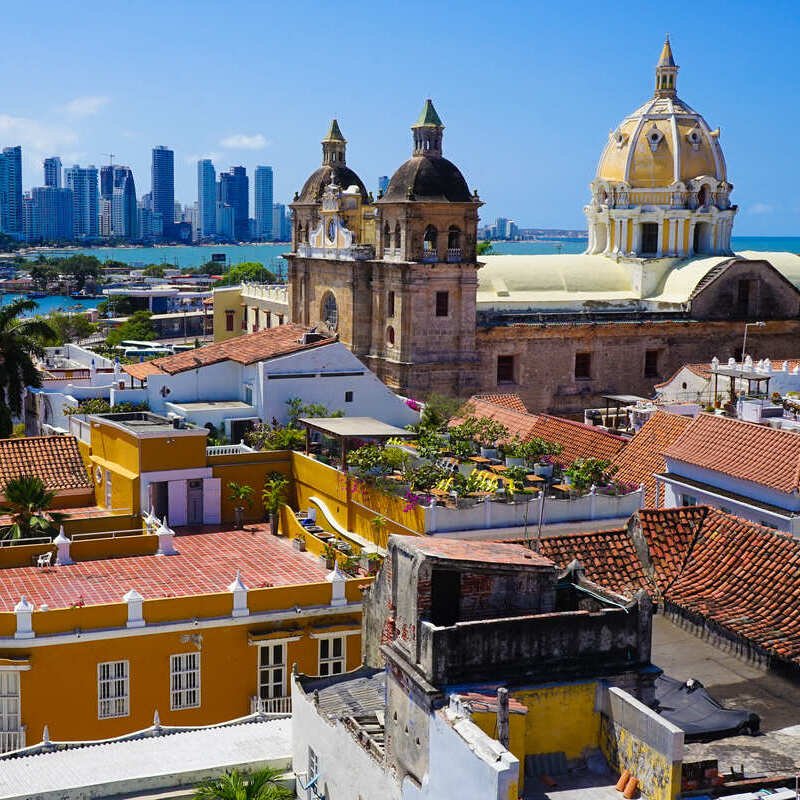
top-left (250, 695), bottom-right (292, 715)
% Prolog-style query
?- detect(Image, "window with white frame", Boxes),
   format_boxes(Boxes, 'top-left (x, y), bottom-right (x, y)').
top-left (98, 660), bottom-right (129, 719)
top-left (170, 653), bottom-right (201, 710)
top-left (258, 642), bottom-right (286, 699)
top-left (318, 636), bottom-right (345, 676)
top-left (0, 671), bottom-right (21, 751)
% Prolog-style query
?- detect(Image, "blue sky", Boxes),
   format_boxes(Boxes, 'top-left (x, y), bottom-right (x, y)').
top-left (1, 0), bottom-right (797, 234)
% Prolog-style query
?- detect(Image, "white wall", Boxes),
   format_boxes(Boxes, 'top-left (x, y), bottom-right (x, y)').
top-left (145, 361), bottom-right (244, 413)
top-left (263, 344), bottom-right (418, 427)
top-left (290, 677), bottom-right (400, 800)
top-left (402, 706), bottom-right (517, 800)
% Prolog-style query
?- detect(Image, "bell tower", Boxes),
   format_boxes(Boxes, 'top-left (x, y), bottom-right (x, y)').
top-left (654, 35), bottom-right (678, 98)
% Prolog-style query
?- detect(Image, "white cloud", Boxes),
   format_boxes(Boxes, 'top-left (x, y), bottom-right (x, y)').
top-left (62, 95), bottom-right (110, 117)
top-left (184, 151), bottom-right (221, 165)
top-left (0, 114), bottom-right (80, 181)
top-left (748, 202), bottom-right (773, 215)
top-left (219, 133), bottom-right (268, 150)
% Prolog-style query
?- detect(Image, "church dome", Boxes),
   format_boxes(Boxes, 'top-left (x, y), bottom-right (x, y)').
top-left (380, 99), bottom-right (472, 203)
top-left (382, 155), bottom-right (471, 202)
top-left (595, 38), bottom-right (727, 189)
top-left (295, 119), bottom-right (368, 204)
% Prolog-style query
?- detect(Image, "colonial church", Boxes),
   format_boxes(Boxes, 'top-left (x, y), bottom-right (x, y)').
top-left (286, 40), bottom-right (800, 412)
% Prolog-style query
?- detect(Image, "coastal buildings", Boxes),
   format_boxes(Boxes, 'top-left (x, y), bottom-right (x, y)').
top-left (284, 41), bottom-right (800, 414)
top-left (43, 156), bottom-right (62, 189)
top-left (64, 164), bottom-right (99, 239)
top-left (218, 166), bottom-right (249, 241)
top-left (151, 145), bottom-right (175, 240)
top-left (272, 202), bottom-right (288, 241)
top-left (0, 145), bottom-right (23, 236)
top-left (100, 165), bottom-right (138, 240)
top-left (254, 165), bottom-right (273, 240)
top-left (25, 186), bottom-right (74, 242)
top-left (197, 159), bottom-right (216, 240)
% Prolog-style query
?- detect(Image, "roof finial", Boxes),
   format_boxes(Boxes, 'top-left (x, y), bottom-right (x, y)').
top-left (411, 99), bottom-right (444, 157)
top-left (655, 36), bottom-right (678, 98)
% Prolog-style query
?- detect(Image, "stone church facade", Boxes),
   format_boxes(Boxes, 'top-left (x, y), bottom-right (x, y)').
top-left (286, 43), bottom-right (800, 413)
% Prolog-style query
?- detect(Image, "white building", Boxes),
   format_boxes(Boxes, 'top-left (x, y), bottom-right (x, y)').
top-left (123, 323), bottom-right (418, 439)
top-left (657, 412), bottom-right (800, 534)
top-left (197, 159), bottom-right (216, 240)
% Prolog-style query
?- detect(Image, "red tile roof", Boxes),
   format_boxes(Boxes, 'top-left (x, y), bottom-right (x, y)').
top-left (538, 530), bottom-right (650, 598)
top-left (0, 524), bottom-right (328, 611)
top-left (394, 535), bottom-right (554, 568)
top-left (664, 413), bottom-right (800, 494)
top-left (611, 412), bottom-right (692, 505)
top-left (471, 393), bottom-right (528, 414)
top-left (453, 397), bottom-right (627, 465)
top-left (124, 323), bottom-right (332, 380)
top-left (0, 436), bottom-right (92, 493)
top-left (532, 506), bottom-right (800, 666)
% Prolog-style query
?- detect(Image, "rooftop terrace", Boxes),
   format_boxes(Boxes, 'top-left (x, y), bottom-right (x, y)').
top-left (0, 524), bottom-right (329, 611)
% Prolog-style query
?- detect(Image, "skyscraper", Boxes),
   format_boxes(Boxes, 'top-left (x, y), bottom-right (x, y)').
top-left (218, 166), bottom-right (249, 241)
top-left (0, 146), bottom-right (23, 235)
top-left (44, 157), bottom-right (62, 189)
top-left (254, 166), bottom-right (273, 241)
top-left (378, 175), bottom-right (389, 196)
top-left (272, 203), bottom-right (287, 242)
top-left (151, 146), bottom-right (174, 239)
top-left (111, 167), bottom-right (138, 240)
top-left (197, 159), bottom-right (216, 240)
top-left (27, 186), bottom-right (74, 241)
top-left (63, 164), bottom-right (99, 238)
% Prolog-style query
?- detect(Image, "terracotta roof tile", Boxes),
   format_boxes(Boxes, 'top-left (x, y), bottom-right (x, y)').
top-left (124, 324), bottom-right (332, 381)
top-left (0, 436), bottom-right (92, 493)
top-left (471, 393), bottom-right (528, 414)
top-left (611, 412), bottom-right (691, 505)
top-left (452, 397), bottom-right (627, 465)
top-left (537, 529), bottom-right (651, 598)
top-left (664, 413), bottom-right (800, 493)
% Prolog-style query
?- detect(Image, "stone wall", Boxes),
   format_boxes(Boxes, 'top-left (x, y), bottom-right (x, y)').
top-left (475, 319), bottom-right (800, 414)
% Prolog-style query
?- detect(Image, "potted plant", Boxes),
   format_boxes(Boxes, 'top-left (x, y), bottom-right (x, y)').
top-left (534, 455), bottom-right (555, 479)
top-left (564, 458), bottom-right (613, 494)
top-left (227, 481), bottom-right (254, 529)
top-left (262, 472), bottom-right (289, 536)
top-left (341, 555), bottom-right (360, 576)
top-left (322, 543), bottom-right (337, 570)
top-left (361, 550), bottom-right (383, 575)
top-left (292, 535), bottom-right (307, 551)
top-left (502, 437), bottom-right (527, 467)
top-left (468, 417), bottom-right (509, 459)
top-left (370, 515), bottom-right (388, 541)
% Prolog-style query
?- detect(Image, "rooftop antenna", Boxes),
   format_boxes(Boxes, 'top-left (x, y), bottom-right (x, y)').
top-left (102, 153), bottom-right (116, 165)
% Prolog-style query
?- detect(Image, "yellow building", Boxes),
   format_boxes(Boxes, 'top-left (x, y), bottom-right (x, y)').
top-left (211, 284), bottom-right (288, 342)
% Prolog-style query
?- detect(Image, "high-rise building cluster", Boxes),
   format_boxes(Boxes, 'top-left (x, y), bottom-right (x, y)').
top-left (0, 141), bottom-right (290, 244)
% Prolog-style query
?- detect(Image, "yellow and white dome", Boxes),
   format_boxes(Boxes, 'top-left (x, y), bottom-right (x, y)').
top-left (585, 38), bottom-right (737, 260)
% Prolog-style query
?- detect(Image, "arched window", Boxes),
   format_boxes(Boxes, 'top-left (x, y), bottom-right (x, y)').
top-left (383, 222), bottom-right (391, 246)
top-left (321, 291), bottom-right (338, 330)
top-left (394, 222), bottom-right (401, 248)
top-left (423, 225), bottom-right (437, 255)
top-left (698, 185), bottom-right (710, 207)
top-left (447, 226), bottom-right (461, 250)
top-left (386, 326), bottom-right (395, 346)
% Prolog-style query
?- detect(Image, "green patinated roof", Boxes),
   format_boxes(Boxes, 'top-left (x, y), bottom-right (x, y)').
top-left (413, 99), bottom-right (443, 128)
top-left (323, 119), bottom-right (345, 142)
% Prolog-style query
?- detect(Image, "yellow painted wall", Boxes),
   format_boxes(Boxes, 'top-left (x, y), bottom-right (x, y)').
top-left (212, 287), bottom-right (244, 342)
top-left (513, 682), bottom-right (601, 760)
top-left (600, 716), bottom-right (681, 800)
top-left (139, 436), bottom-right (207, 474)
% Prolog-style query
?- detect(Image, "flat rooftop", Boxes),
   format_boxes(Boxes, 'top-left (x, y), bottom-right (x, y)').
top-left (0, 717), bottom-right (290, 800)
top-left (171, 400), bottom-right (254, 412)
top-left (0, 524), bottom-right (329, 611)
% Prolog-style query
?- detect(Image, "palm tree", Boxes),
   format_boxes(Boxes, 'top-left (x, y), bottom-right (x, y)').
top-left (0, 475), bottom-right (66, 540)
top-left (193, 767), bottom-right (292, 800)
top-left (0, 298), bottom-right (56, 438)
top-left (262, 472), bottom-right (289, 536)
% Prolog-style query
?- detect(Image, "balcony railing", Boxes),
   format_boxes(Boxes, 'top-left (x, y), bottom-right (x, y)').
top-left (446, 248), bottom-right (463, 262)
top-left (207, 442), bottom-right (255, 457)
top-left (0, 728), bottom-right (26, 754)
top-left (251, 695), bottom-right (292, 715)
top-left (296, 244), bottom-right (374, 261)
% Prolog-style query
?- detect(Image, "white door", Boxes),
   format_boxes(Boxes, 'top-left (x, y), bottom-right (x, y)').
top-left (187, 480), bottom-right (203, 525)
top-left (202, 478), bottom-right (221, 524)
top-left (167, 480), bottom-right (188, 526)
top-left (0, 672), bottom-right (21, 753)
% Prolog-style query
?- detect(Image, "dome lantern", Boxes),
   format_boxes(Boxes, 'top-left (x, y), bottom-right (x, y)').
top-left (655, 35), bottom-right (679, 98)
top-left (411, 99), bottom-right (444, 158)
top-left (322, 119), bottom-right (347, 166)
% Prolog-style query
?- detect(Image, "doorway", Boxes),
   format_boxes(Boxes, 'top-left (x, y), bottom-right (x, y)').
top-left (150, 481), bottom-right (169, 519)
top-left (187, 479), bottom-right (204, 525)
top-left (430, 570), bottom-right (461, 627)
top-left (693, 222), bottom-right (713, 254)
top-left (641, 223), bottom-right (659, 255)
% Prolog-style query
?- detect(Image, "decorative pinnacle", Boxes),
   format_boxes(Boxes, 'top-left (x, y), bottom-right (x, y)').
top-left (413, 98), bottom-right (444, 128)
top-left (323, 119), bottom-right (345, 143)
top-left (658, 35), bottom-right (676, 67)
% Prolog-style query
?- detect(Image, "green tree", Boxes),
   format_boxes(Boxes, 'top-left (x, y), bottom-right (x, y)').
top-left (193, 767), bottom-right (292, 800)
top-left (99, 294), bottom-right (136, 318)
top-left (106, 310), bottom-right (157, 347)
top-left (142, 264), bottom-right (166, 278)
top-left (0, 475), bottom-right (66, 540)
top-left (216, 262), bottom-right (277, 287)
top-left (38, 312), bottom-right (98, 346)
top-left (476, 241), bottom-right (494, 255)
top-left (56, 254), bottom-right (102, 290)
top-left (29, 262), bottom-right (58, 290)
top-left (0, 298), bottom-right (56, 437)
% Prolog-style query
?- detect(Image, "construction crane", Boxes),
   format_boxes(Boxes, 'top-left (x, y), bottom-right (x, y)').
top-left (102, 153), bottom-right (115, 165)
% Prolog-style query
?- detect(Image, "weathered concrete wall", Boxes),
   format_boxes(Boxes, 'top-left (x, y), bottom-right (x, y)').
top-left (599, 686), bottom-right (683, 800)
